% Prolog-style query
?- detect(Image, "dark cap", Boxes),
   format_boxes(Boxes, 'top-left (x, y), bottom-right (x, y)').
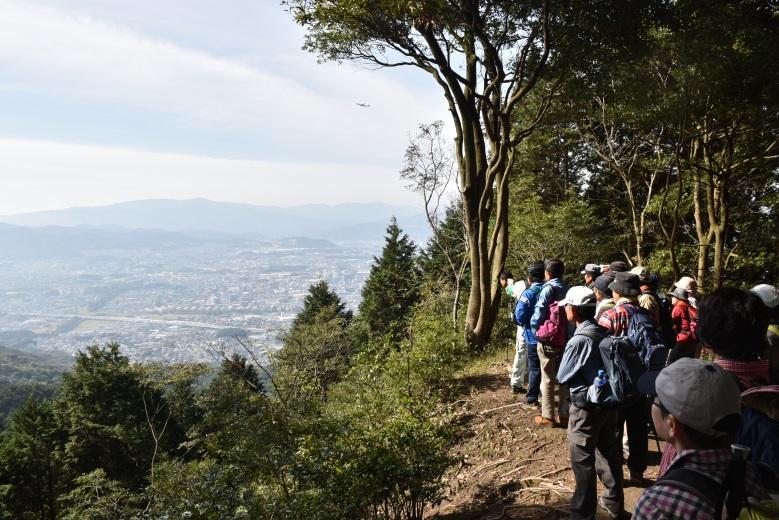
top-left (667, 286), bottom-right (688, 302)
top-left (608, 271), bottom-right (641, 297)
top-left (592, 274), bottom-right (613, 296)
top-left (609, 261), bottom-right (629, 273)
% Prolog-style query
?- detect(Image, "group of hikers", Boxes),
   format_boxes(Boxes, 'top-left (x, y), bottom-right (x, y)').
top-left (500, 261), bottom-right (779, 519)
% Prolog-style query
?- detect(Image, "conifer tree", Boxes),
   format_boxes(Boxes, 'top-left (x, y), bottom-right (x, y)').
top-left (0, 398), bottom-right (67, 520)
top-left (357, 218), bottom-right (420, 342)
top-left (291, 280), bottom-right (352, 331)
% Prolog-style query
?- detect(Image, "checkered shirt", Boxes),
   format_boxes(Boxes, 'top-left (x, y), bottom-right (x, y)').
top-left (633, 448), bottom-right (768, 520)
top-left (596, 298), bottom-right (640, 336)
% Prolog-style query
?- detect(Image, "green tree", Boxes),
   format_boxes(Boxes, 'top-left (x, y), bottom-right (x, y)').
top-left (58, 469), bottom-right (140, 520)
top-left (288, 0), bottom-right (659, 346)
top-left (292, 280), bottom-right (353, 330)
top-left (0, 399), bottom-right (67, 520)
top-left (56, 343), bottom-right (163, 488)
top-left (357, 218), bottom-right (420, 343)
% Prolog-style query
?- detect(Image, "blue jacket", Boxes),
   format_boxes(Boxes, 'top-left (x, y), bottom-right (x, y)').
top-left (557, 320), bottom-right (606, 392)
top-left (530, 278), bottom-right (567, 331)
top-left (514, 282), bottom-right (542, 344)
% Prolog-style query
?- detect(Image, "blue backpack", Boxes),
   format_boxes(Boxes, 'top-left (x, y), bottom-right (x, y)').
top-left (596, 306), bottom-right (669, 406)
top-left (622, 304), bottom-right (670, 371)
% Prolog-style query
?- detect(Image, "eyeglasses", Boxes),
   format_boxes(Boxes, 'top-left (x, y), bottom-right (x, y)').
top-left (651, 398), bottom-right (670, 415)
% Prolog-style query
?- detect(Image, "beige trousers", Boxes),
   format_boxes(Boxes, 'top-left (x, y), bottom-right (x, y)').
top-left (537, 343), bottom-right (569, 420)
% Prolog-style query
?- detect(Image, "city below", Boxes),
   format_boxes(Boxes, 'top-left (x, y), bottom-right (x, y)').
top-left (0, 239), bottom-right (376, 364)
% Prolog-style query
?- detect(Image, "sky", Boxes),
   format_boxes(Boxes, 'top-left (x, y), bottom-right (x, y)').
top-left (0, 0), bottom-right (451, 214)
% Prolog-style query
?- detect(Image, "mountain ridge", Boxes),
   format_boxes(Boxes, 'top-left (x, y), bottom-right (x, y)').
top-left (0, 198), bottom-right (429, 242)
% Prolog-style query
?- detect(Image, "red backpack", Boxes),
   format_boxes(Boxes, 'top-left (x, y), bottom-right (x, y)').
top-left (536, 300), bottom-right (568, 349)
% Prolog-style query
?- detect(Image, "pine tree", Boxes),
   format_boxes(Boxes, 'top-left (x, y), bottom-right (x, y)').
top-left (291, 281), bottom-right (352, 331)
top-left (0, 398), bottom-right (67, 520)
top-left (357, 218), bottom-right (420, 342)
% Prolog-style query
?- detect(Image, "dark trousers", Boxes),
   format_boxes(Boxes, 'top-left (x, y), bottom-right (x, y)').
top-left (568, 404), bottom-right (624, 520)
top-left (526, 342), bottom-right (541, 403)
top-left (622, 399), bottom-right (648, 476)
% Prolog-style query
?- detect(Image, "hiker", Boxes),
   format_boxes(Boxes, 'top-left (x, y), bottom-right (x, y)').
top-left (597, 272), bottom-right (650, 486)
top-left (510, 262), bottom-right (545, 402)
top-left (659, 287), bottom-right (779, 476)
top-left (666, 286), bottom-right (698, 364)
top-left (530, 258), bottom-right (568, 426)
top-left (501, 270), bottom-right (527, 393)
top-left (593, 274), bottom-right (615, 322)
top-left (631, 267), bottom-right (661, 326)
top-left (581, 264), bottom-right (601, 288)
top-left (635, 358), bottom-right (778, 520)
top-left (674, 276), bottom-right (701, 309)
top-left (751, 284), bottom-right (779, 383)
top-left (556, 286), bottom-right (627, 520)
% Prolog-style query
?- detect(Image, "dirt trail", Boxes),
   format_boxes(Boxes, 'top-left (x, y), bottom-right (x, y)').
top-left (428, 357), bottom-right (664, 519)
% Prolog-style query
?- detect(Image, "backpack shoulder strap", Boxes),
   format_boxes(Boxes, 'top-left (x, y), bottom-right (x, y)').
top-left (657, 467), bottom-right (723, 511)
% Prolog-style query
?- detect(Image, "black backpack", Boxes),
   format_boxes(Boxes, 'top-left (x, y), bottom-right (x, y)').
top-left (596, 335), bottom-right (644, 407)
top-left (657, 448), bottom-right (779, 520)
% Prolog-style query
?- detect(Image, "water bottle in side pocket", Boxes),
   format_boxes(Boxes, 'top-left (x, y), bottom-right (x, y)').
top-left (586, 369), bottom-right (610, 404)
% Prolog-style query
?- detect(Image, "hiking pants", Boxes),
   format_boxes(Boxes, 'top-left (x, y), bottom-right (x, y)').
top-left (538, 343), bottom-right (568, 420)
top-left (568, 404), bottom-right (624, 520)
top-left (510, 326), bottom-right (527, 388)
top-left (621, 400), bottom-right (648, 476)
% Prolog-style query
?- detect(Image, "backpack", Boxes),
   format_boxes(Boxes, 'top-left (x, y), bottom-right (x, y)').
top-left (657, 451), bottom-right (779, 520)
top-left (623, 305), bottom-right (670, 371)
top-left (596, 335), bottom-right (644, 407)
top-left (737, 386), bottom-right (779, 475)
top-left (536, 300), bottom-right (568, 349)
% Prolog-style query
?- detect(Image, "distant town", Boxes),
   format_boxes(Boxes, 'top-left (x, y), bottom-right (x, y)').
top-left (0, 241), bottom-right (376, 363)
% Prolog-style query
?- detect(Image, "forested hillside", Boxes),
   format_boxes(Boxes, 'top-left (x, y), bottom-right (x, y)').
top-left (0, 345), bottom-right (68, 428)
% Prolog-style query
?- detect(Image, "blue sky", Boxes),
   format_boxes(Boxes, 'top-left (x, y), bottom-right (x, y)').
top-left (0, 0), bottom-right (450, 214)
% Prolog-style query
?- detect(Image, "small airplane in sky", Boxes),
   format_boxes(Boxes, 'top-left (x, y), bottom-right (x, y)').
top-left (356, 102), bottom-right (371, 108)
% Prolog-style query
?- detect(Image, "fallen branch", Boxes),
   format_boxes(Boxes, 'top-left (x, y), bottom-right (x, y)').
top-left (480, 402), bottom-right (524, 415)
top-left (537, 466), bottom-right (570, 479)
top-left (471, 458), bottom-right (510, 476)
top-left (527, 441), bottom-right (552, 456)
top-left (500, 455), bottom-right (553, 479)
top-left (501, 464), bottom-right (528, 479)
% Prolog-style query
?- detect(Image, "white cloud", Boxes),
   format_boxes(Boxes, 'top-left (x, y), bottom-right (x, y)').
top-left (0, 138), bottom-right (420, 214)
top-left (0, 0), bottom-right (446, 150)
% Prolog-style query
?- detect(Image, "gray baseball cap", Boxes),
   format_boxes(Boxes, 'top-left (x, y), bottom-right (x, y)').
top-left (637, 358), bottom-right (741, 437)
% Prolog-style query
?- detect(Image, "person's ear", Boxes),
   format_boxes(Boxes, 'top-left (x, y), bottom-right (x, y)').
top-left (668, 415), bottom-right (681, 439)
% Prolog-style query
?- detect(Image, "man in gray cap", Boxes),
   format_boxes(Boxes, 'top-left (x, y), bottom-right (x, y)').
top-left (634, 358), bottom-right (775, 520)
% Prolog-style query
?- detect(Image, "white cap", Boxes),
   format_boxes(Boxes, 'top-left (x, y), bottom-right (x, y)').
top-left (630, 266), bottom-right (649, 280)
top-left (751, 284), bottom-right (779, 309)
top-left (675, 276), bottom-right (697, 291)
top-left (558, 286), bottom-right (596, 307)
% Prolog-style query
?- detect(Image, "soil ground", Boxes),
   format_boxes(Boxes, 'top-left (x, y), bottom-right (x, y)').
top-left (427, 351), bottom-right (665, 519)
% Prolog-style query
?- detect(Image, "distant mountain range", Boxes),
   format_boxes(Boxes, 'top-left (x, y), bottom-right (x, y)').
top-left (0, 199), bottom-right (429, 242)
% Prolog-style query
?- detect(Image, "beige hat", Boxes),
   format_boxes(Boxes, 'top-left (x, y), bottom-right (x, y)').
top-left (674, 276), bottom-right (697, 291)
top-left (630, 266), bottom-right (649, 281)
